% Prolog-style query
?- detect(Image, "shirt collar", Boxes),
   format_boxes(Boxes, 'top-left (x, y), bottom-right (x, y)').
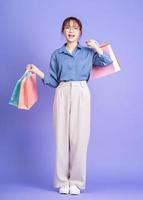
top-left (59, 42), bottom-right (83, 53)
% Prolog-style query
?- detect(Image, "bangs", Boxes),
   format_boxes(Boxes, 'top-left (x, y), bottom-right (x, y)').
top-left (64, 20), bottom-right (79, 27)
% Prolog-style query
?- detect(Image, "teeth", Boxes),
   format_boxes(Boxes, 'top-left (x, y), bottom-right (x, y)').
top-left (69, 35), bottom-right (74, 37)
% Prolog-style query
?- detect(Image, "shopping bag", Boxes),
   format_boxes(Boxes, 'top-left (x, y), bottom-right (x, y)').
top-left (18, 72), bottom-right (38, 110)
top-left (9, 71), bottom-right (29, 107)
top-left (9, 71), bottom-right (38, 110)
top-left (89, 43), bottom-right (121, 80)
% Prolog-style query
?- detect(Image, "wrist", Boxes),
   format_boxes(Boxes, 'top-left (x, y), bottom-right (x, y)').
top-left (36, 69), bottom-right (44, 79)
top-left (93, 45), bottom-right (103, 55)
top-left (33, 67), bottom-right (39, 74)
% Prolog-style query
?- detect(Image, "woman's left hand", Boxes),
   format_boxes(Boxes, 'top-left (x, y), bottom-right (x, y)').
top-left (85, 39), bottom-right (103, 55)
top-left (85, 39), bottom-right (99, 49)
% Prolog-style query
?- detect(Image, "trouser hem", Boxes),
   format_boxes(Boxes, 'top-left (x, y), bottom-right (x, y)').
top-left (54, 180), bottom-right (86, 190)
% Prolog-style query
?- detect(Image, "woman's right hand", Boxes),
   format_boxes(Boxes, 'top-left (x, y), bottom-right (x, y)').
top-left (26, 64), bottom-right (45, 80)
top-left (26, 64), bottom-right (38, 74)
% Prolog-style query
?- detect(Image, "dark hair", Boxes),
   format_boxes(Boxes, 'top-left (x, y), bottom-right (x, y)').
top-left (61, 16), bottom-right (82, 36)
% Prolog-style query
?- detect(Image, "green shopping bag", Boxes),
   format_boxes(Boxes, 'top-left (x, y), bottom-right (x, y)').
top-left (9, 70), bottom-right (30, 107)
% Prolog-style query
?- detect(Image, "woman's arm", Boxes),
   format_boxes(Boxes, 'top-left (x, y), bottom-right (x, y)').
top-left (86, 39), bottom-right (113, 66)
top-left (86, 39), bottom-right (103, 55)
top-left (26, 52), bottom-right (59, 88)
top-left (26, 64), bottom-right (45, 80)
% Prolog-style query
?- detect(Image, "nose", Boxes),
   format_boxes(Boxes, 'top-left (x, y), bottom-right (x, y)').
top-left (69, 28), bottom-right (74, 32)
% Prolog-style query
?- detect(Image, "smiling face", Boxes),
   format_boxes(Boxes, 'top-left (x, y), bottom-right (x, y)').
top-left (63, 20), bottom-right (81, 43)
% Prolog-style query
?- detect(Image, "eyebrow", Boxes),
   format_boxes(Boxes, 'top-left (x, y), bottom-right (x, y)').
top-left (64, 25), bottom-right (79, 27)
top-left (65, 22), bottom-right (79, 26)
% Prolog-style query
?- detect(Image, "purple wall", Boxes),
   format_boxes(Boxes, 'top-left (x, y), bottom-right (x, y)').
top-left (0, 0), bottom-right (143, 188)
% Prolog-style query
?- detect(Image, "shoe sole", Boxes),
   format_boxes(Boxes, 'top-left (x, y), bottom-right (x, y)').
top-left (59, 192), bottom-right (69, 194)
top-left (70, 192), bottom-right (80, 195)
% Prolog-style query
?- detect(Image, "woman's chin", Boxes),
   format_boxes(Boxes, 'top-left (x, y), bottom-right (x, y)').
top-left (67, 38), bottom-right (77, 43)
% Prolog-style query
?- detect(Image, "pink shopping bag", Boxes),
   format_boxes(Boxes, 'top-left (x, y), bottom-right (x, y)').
top-left (89, 43), bottom-right (121, 80)
top-left (18, 73), bottom-right (38, 110)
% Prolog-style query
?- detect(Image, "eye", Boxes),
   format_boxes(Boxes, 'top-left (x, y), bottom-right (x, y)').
top-left (64, 26), bottom-right (70, 29)
top-left (73, 27), bottom-right (79, 30)
top-left (64, 26), bottom-right (80, 31)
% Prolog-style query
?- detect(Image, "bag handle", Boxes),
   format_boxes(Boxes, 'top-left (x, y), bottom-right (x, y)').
top-left (20, 70), bottom-right (32, 80)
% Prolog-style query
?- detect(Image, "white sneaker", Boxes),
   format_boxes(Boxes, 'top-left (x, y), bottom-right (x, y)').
top-left (70, 185), bottom-right (80, 195)
top-left (59, 185), bottom-right (70, 194)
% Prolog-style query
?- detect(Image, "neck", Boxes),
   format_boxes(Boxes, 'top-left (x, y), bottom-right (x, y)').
top-left (66, 41), bottom-right (78, 51)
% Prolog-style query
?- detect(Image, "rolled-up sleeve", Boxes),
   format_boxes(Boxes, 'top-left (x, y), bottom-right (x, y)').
top-left (92, 50), bottom-right (113, 67)
top-left (43, 52), bottom-right (59, 88)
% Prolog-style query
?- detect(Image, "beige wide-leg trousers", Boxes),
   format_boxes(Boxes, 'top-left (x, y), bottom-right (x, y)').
top-left (52, 80), bottom-right (91, 189)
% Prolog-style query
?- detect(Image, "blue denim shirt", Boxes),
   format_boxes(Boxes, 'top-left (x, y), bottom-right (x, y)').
top-left (43, 42), bottom-right (113, 88)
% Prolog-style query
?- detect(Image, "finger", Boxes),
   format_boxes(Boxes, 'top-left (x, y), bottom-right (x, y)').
top-left (85, 41), bottom-right (92, 45)
top-left (87, 39), bottom-right (99, 44)
top-left (85, 39), bottom-right (91, 43)
top-left (26, 64), bottom-right (32, 71)
top-left (86, 44), bottom-right (92, 48)
top-left (87, 39), bottom-right (95, 43)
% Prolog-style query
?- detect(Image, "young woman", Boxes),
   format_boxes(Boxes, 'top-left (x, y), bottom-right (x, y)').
top-left (26, 16), bottom-right (113, 195)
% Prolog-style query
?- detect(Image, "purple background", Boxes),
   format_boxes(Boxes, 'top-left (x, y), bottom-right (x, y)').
top-left (0, 0), bottom-right (143, 199)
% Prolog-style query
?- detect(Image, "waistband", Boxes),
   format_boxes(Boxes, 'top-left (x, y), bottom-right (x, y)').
top-left (58, 80), bottom-right (87, 87)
